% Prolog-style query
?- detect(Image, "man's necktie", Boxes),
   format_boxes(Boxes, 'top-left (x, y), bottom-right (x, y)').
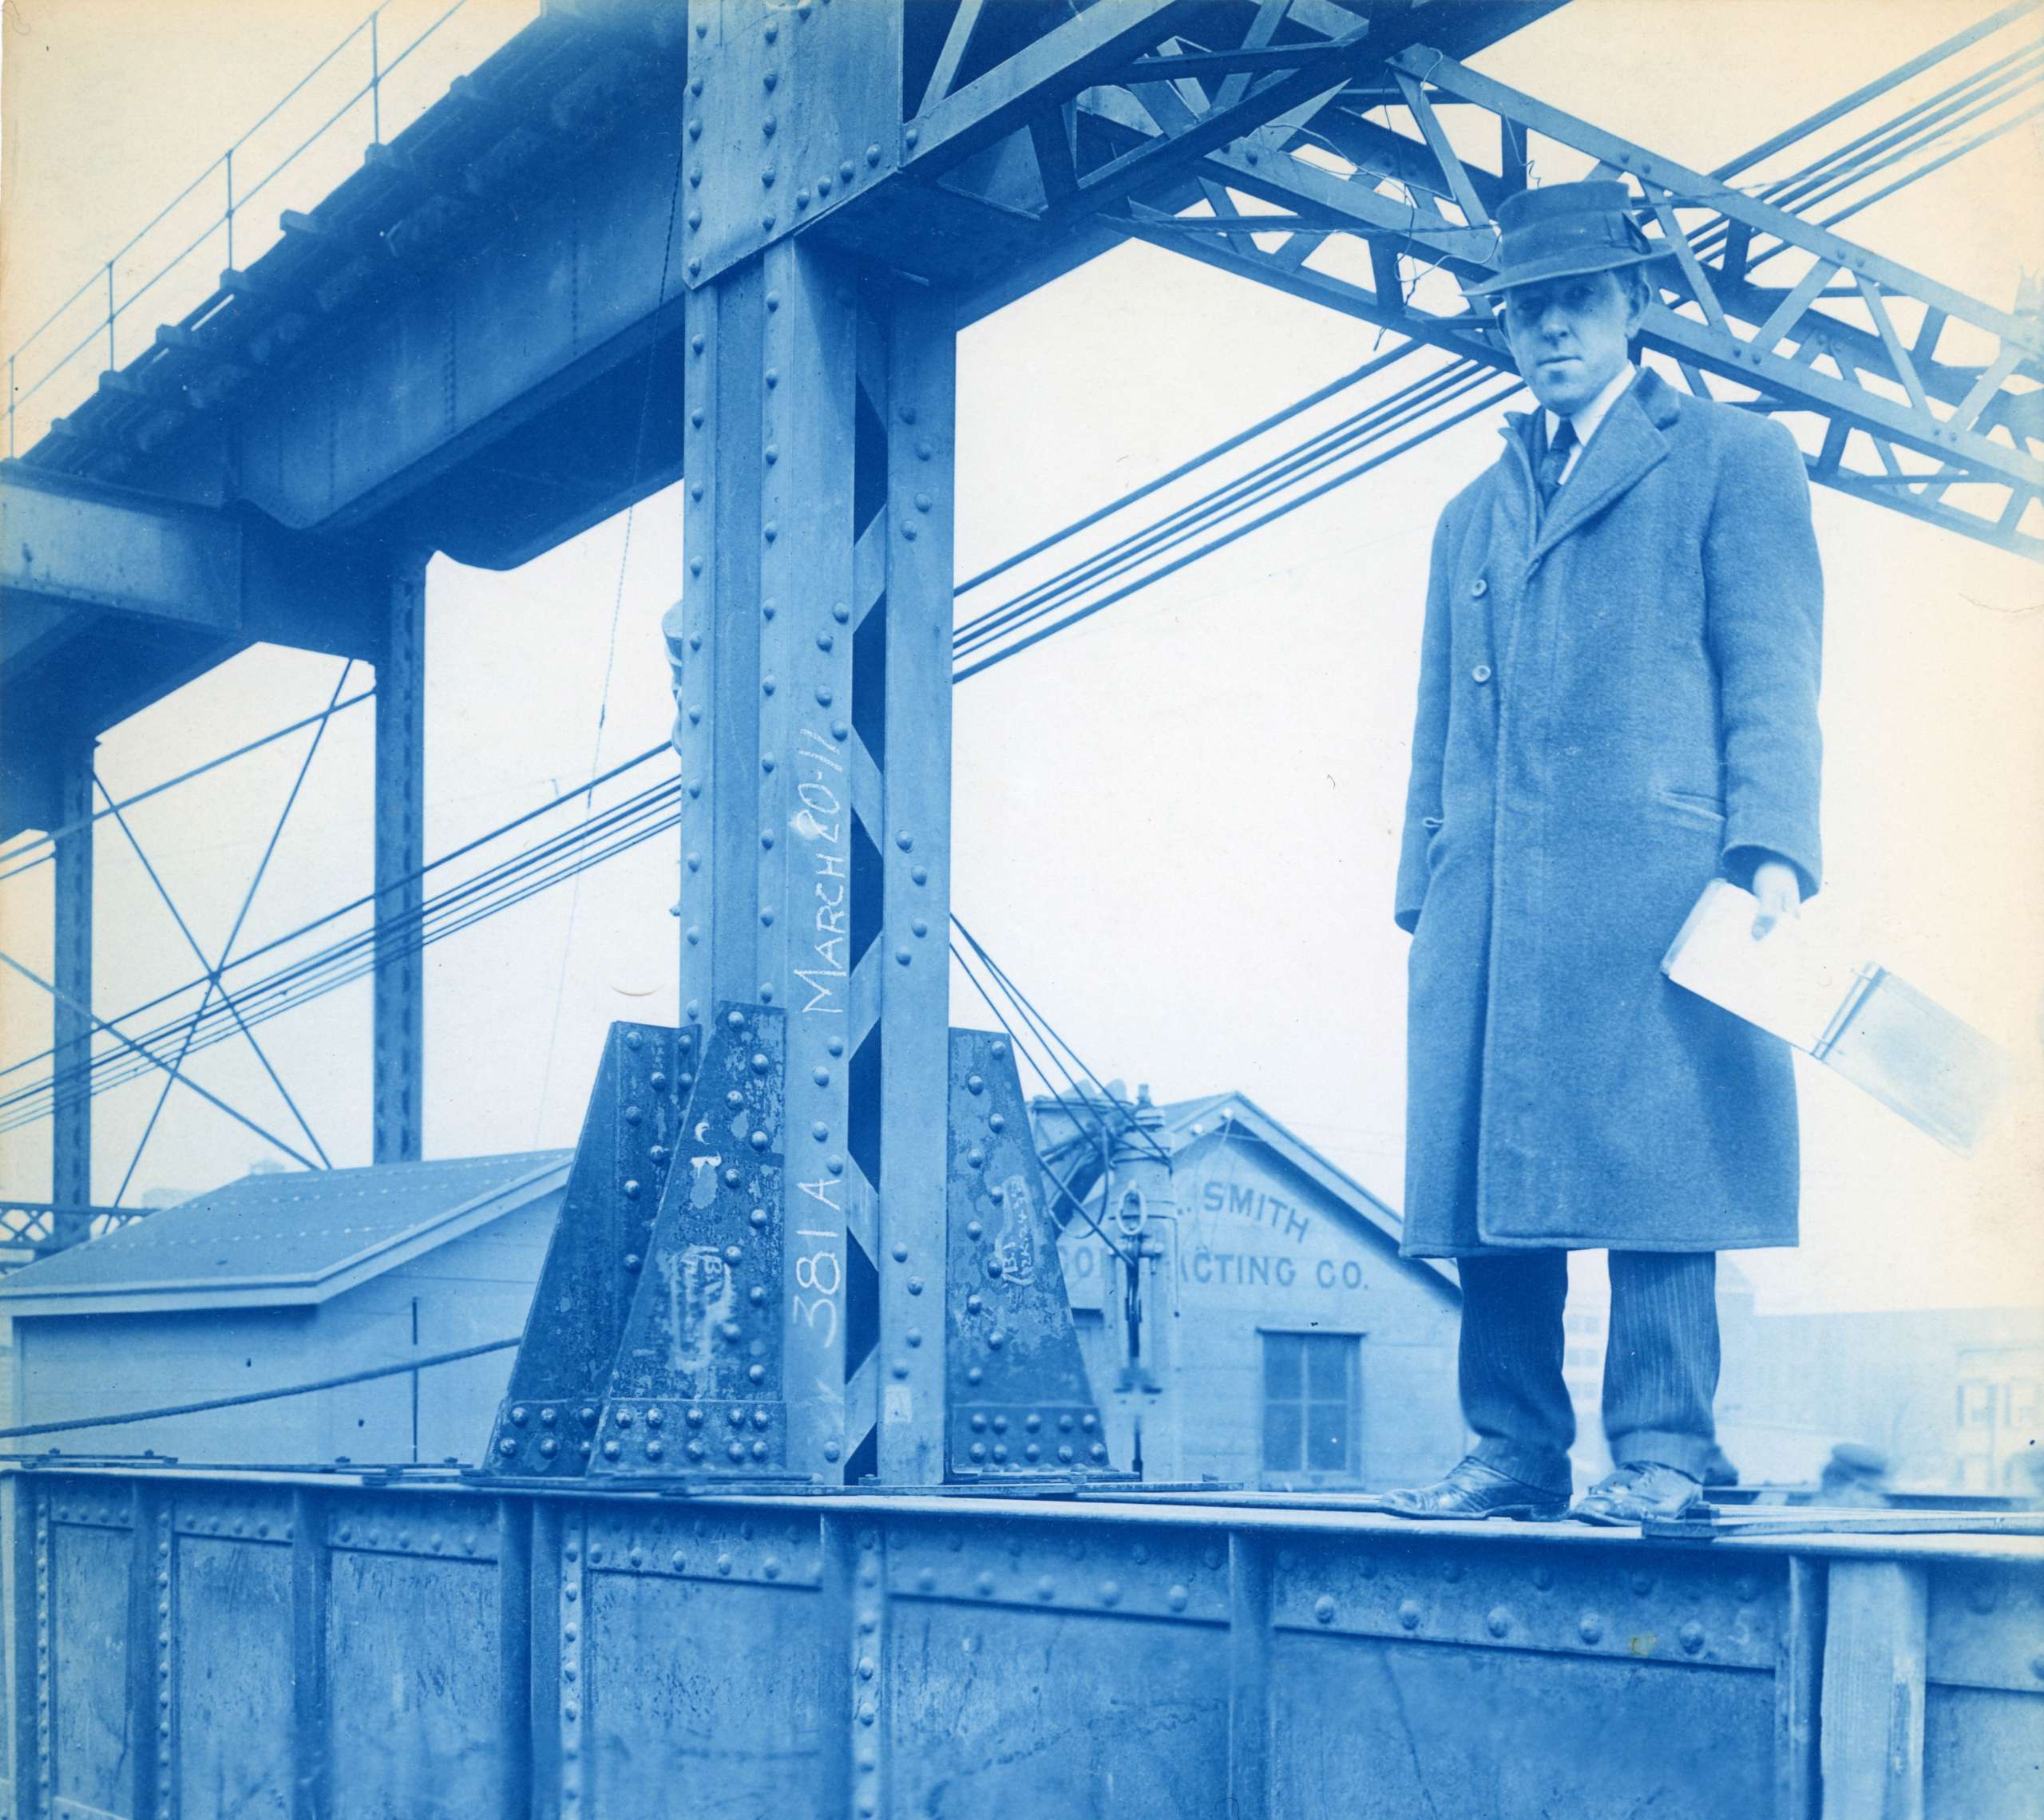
top-left (1537, 419), bottom-right (1576, 512)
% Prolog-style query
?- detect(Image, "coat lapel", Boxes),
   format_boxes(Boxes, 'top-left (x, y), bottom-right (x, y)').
top-left (1529, 370), bottom-right (1677, 564)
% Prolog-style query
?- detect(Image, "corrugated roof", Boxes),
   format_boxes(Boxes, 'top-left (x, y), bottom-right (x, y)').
top-left (0, 1151), bottom-right (570, 1314)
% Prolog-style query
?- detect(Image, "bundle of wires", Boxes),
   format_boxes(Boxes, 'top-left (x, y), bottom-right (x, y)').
top-left (6, 5), bottom-right (2030, 1137)
top-left (0, 746), bottom-right (679, 1137)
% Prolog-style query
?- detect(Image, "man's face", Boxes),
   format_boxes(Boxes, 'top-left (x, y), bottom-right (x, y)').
top-left (1499, 269), bottom-right (1645, 416)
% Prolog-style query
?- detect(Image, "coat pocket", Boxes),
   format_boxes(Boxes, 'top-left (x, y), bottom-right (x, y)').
top-left (1654, 787), bottom-right (1725, 826)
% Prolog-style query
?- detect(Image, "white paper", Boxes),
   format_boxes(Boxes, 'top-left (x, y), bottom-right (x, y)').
top-left (1660, 880), bottom-right (1862, 1052)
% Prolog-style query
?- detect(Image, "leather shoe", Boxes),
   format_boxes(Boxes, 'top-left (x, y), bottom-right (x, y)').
top-left (1372, 1456), bottom-right (1569, 1522)
top-left (1571, 1461), bottom-right (1702, 1525)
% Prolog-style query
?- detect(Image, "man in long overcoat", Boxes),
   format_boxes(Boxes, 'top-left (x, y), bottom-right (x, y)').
top-left (1380, 181), bottom-right (1823, 1525)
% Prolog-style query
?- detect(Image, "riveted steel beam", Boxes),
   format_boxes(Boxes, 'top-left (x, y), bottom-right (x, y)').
top-left (50, 736), bottom-right (94, 1232)
top-left (670, 235), bottom-right (962, 1484)
top-left (0, 469), bottom-right (389, 841)
top-left (1110, 44), bottom-right (2044, 557)
top-left (372, 558), bottom-right (428, 1166)
top-left (945, 1031), bottom-right (1113, 1483)
top-left (10, 1469), bottom-right (2044, 1814)
top-left (478, 1022), bottom-right (691, 1482)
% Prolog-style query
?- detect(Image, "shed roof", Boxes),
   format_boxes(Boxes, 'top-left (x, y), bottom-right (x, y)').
top-left (0, 1151), bottom-right (570, 1316)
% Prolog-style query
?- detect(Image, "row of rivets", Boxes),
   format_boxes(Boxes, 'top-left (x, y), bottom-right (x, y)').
top-left (156, 1505), bottom-right (176, 1792)
top-left (854, 1525), bottom-right (883, 1815)
top-left (35, 1498), bottom-right (53, 1801)
top-left (561, 1520), bottom-right (584, 1810)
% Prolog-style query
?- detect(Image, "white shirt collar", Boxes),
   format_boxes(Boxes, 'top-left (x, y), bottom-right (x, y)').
top-left (1545, 360), bottom-right (1638, 453)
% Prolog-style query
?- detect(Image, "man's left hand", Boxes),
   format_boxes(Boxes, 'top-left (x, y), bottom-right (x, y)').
top-left (1751, 860), bottom-right (1801, 940)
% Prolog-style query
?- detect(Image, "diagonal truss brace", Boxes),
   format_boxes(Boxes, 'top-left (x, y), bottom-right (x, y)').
top-left (1082, 41), bottom-right (2044, 557)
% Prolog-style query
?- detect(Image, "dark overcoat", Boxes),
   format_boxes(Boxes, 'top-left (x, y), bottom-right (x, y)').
top-left (1395, 368), bottom-right (1823, 1257)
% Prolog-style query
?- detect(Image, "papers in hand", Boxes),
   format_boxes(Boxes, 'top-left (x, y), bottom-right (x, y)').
top-left (1662, 880), bottom-right (2012, 1155)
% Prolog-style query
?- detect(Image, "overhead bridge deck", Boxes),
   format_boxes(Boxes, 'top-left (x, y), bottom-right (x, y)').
top-left (3, 1465), bottom-right (2038, 1819)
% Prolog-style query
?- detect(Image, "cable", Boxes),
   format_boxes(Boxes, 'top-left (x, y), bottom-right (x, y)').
top-left (534, 121), bottom-right (691, 1139)
top-left (950, 914), bottom-right (1171, 1166)
top-left (0, 742), bottom-right (674, 1091)
top-left (954, 376), bottom-right (1519, 682)
top-left (0, 773), bottom-right (683, 1131)
top-left (0, 1335), bottom-right (520, 1440)
top-left (0, 687), bottom-right (375, 881)
top-left (949, 939), bottom-right (1139, 1266)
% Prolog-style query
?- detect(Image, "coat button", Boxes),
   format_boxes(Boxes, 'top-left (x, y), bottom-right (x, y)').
top-left (1472, 664), bottom-right (1493, 684)
top-left (1470, 578), bottom-right (1489, 597)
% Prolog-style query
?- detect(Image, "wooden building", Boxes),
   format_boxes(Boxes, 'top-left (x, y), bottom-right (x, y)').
top-left (1041, 1091), bottom-right (1464, 1493)
top-left (0, 1153), bottom-right (567, 1465)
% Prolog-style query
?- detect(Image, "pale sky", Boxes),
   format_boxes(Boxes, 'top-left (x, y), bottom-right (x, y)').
top-left (2, 0), bottom-right (2040, 1315)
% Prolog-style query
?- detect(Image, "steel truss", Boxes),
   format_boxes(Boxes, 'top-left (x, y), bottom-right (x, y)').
top-left (984, 38), bottom-right (2044, 556)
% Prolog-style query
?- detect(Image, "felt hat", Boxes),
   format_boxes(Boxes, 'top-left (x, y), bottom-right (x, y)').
top-left (1468, 179), bottom-right (1673, 296)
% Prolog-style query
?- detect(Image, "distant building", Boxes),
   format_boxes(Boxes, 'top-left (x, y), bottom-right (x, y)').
top-left (1556, 1252), bottom-right (2042, 1494)
top-left (1717, 1304), bottom-right (2044, 1494)
top-left (0, 1153), bottom-right (567, 1464)
top-left (1035, 1090), bottom-right (1464, 1492)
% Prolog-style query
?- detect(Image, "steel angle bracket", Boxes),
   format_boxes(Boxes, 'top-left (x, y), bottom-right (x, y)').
top-left (585, 1003), bottom-right (812, 1489)
top-left (945, 1028), bottom-right (1115, 1484)
top-left (473, 1021), bottom-right (698, 1481)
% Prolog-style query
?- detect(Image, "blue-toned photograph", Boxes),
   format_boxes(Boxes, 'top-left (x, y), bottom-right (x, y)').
top-left (1, 2), bottom-right (2038, 1815)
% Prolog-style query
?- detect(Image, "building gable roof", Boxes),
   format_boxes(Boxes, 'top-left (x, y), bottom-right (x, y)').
top-left (0, 1152), bottom-right (571, 1316)
top-left (1157, 1091), bottom-right (1460, 1294)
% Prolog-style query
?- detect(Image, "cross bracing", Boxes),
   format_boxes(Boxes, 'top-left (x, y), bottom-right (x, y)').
top-left (0, 0), bottom-right (2034, 1313)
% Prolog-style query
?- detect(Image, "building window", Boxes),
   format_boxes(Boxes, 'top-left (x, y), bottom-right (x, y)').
top-left (1262, 1332), bottom-right (1358, 1480)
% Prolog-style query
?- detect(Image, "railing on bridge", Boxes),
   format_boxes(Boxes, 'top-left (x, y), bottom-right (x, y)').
top-left (2, 1465), bottom-right (2038, 1819)
top-left (2, 0), bottom-right (541, 457)
top-left (0, 1201), bottom-right (147, 1268)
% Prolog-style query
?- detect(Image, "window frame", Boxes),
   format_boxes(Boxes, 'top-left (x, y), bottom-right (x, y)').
top-left (1257, 1325), bottom-right (1364, 1490)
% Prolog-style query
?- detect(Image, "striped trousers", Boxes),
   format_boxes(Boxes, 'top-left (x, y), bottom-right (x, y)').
top-left (1458, 1249), bottom-right (1721, 1497)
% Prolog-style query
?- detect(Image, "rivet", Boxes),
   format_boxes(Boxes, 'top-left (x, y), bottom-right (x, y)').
top-left (1487, 1607), bottom-right (1512, 1638)
top-left (1167, 1585), bottom-right (1189, 1612)
top-left (840, 161), bottom-right (854, 182)
top-left (1532, 1565), bottom-right (1554, 1591)
top-left (1579, 1612), bottom-right (1605, 1644)
top-left (1679, 1621), bottom-right (1706, 1655)
top-left (866, 144), bottom-right (881, 164)
top-left (1314, 1596), bottom-right (1337, 1625)
top-left (1630, 1572), bottom-right (1654, 1596)
top-left (1099, 1581), bottom-right (1123, 1606)
top-left (1398, 1600), bottom-right (1423, 1631)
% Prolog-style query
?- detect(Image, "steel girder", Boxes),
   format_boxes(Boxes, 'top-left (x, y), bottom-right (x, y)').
top-left (1048, 44), bottom-right (2044, 558)
top-left (11, 1466), bottom-right (2044, 1818)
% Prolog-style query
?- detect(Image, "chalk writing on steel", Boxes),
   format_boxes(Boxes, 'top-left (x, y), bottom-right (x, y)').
top-left (993, 1173), bottom-right (1037, 1288)
top-left (664, 1244), bottom-right (737, 1378)
top-left (792, 727), bottom-right (849, 1015)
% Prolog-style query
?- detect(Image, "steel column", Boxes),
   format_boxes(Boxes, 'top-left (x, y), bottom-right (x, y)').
top-left (1821, 1557), bottom-right (1929, 1818)
top-left (50, 736), bottom-right (94, 1239)
top-left (870, 283), bottom-right (957, 1486)
top-left (675, 239), bottom-right (957, 1485)
top-left (373, 556), bottom-right (426, 1165)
